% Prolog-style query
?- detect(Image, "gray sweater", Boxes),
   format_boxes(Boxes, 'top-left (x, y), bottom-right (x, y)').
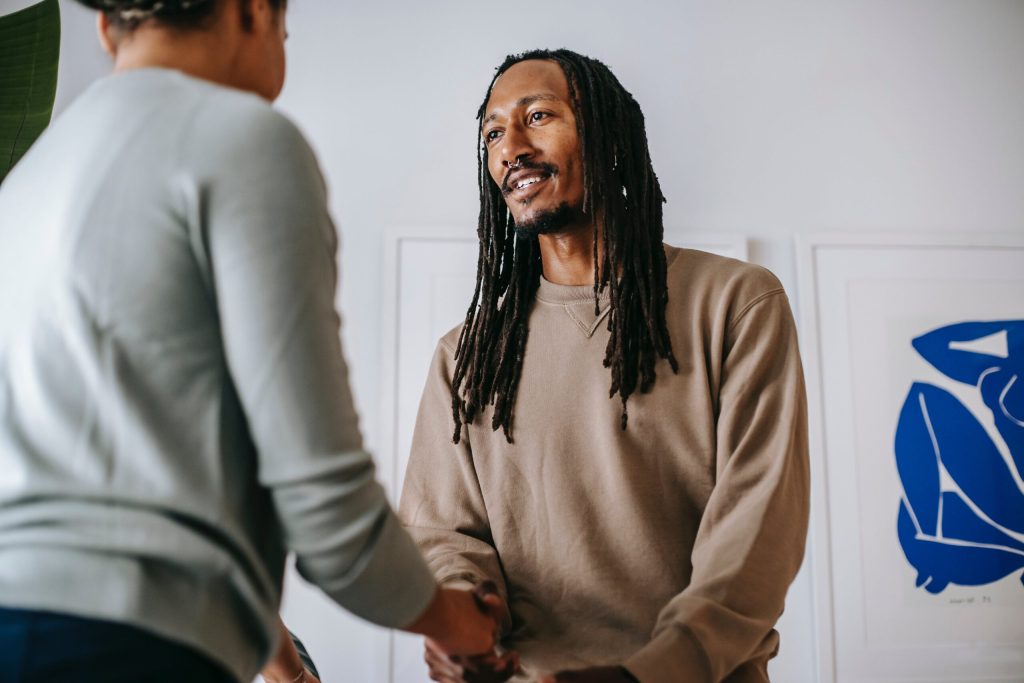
top-left (0, 68), bottom-right (436, 682)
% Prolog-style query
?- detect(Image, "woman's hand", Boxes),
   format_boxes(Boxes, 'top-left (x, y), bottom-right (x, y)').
top-left (423, 637), bottom-right (521, 683)
top-left (260, 617), bottom-right (320, 683)
top-left (406, 585), bottom-right (500, 657)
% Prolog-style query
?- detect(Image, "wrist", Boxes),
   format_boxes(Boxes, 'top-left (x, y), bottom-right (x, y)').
top-left (406, 585), bottom-right (449, 638)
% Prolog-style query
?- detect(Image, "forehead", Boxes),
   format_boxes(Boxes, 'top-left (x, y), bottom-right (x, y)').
top-left (484, 59), bottom-right (571, 118)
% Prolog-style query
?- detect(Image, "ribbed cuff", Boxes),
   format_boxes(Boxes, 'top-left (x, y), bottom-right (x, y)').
top-left (623, 625), bottom-right (711, 683)
top-left (321, 512), bottom-right (438, 629)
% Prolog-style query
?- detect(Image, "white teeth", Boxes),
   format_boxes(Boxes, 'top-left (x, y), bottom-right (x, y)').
top-left (517, 175), bottom-right (544, 189)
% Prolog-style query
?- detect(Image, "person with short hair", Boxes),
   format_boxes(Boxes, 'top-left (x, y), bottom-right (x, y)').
top-left (400, 49), bottom-right (811, 683)
top-left (0, 2), bottom-right (498, 681)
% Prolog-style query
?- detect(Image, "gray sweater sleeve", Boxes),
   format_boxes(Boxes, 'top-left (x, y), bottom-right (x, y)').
top-left (191, 101), bottom-right (436, 628)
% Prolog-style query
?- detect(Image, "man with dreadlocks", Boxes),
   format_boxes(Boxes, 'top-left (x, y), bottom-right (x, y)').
top-left (399, 49), bottom-right (810, 683)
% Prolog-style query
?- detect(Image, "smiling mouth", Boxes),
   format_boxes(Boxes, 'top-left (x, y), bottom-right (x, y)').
top-left (511, 173), bottom-right (549, 192)
top-left (502, 161), bottom-right (558, 198)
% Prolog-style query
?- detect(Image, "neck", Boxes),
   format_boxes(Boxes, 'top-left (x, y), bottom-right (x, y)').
top-left (537, 221), bottom-right (606, 286)
top-left (111, 27), bottom-right (239, 88)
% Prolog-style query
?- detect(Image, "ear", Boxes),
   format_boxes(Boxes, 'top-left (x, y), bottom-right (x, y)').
top-left (238, 0), bottom-right (276, 34)
top-left (237, 0), bottom-right (254, 32)
top-left (96, 12), bottom-right (116, 57)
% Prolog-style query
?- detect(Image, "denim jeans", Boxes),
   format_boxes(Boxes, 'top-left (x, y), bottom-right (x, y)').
top-left (0, 607), bottom-right (235, 682)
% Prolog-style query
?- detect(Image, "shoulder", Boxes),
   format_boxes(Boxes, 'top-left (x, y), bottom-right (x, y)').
top-left (437, 323), bottom-right (466, 358)
top-left (181, 79), bottom-right (318, 178)
top-left (664, 244), bottom-right (787, 329)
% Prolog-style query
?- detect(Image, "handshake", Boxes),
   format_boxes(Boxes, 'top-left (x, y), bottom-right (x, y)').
top-left (416, 581), bottom-right (637, 683)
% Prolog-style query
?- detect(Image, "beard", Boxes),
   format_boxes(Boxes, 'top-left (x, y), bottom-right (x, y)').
top-left (512, 202), bottom-right (580, 238)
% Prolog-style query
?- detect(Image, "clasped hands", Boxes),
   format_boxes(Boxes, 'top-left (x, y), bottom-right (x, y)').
top-left (424, 581), bottom-right (636, 683)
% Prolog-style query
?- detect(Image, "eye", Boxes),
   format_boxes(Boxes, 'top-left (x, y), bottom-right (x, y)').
top-left (528, 111), bottom-right (550, 124)
top-left (484, 129), bottom-right (503, 144)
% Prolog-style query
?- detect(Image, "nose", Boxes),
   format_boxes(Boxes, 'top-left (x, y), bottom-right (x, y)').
top-left (498, 123), bottom-right (536, 169)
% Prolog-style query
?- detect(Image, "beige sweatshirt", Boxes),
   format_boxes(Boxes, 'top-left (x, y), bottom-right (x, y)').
top-left (399, 246), bottom-right (810, 683)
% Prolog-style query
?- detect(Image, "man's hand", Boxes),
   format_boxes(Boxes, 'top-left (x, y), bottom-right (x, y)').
top-left (424, 637), bottom-right (521, 683)
top-left (537, 666), bottom-right (639, 683)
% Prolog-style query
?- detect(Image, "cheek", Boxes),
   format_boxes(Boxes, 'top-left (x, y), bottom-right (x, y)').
top-left (487, 157), bottom-right (504, 189)
top-left (552, 136), bottom-right (583, 190)
top-left (563, 156), bottom-right (584, 198)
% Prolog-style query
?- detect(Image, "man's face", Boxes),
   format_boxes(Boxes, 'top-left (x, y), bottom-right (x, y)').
top-left (481, 60), bottom-right (586, 234)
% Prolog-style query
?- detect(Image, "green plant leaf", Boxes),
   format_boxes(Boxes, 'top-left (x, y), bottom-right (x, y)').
top-left (0, 0), bottom-right (61, 184)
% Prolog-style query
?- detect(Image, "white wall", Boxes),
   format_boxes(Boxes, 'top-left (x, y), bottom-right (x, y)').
top-left (273, 2), bottom-right (1024, 680)
top-left (25, 0), bottom-right (1024, 681)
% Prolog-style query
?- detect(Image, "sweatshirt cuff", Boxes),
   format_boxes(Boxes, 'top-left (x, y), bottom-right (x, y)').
top-left (320, 512), bottom-right (438, 629)
top-left (623, 625), bottom-right (712, 683)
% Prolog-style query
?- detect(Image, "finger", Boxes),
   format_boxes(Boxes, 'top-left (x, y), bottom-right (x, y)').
top-left (426, 637), bottom-right (466, 664)
top-left (427, 671), bottom-right (463, 683)
top-left (503, 650), bottom-right (522, 674)
top-left (425, 637), bottom-right (446, 655)
top-left (424, 646), bottom-right (465, 679)
top-left (471, 590), bottom-right (495, 616)
top-left (471, 581), bottom-right (504, 621)
top-left (427, 670), bottom-right (461, 683)
top-left (460, 651), bottom-right (500, 674)
top-left (480, 593), bottom-right (504, 610)
top-left (425, 658), bottom-right (464, 681)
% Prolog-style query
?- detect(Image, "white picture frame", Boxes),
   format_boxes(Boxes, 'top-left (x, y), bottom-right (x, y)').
top-left (796, 233), bottom-right (1024, 683)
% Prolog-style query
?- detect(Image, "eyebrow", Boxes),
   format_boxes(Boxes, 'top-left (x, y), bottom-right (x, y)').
top-left (481, 93), bottom-right (561, 128)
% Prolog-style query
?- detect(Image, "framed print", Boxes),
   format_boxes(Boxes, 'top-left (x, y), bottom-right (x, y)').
top-left (797, 233), bottom-right (1024, 682)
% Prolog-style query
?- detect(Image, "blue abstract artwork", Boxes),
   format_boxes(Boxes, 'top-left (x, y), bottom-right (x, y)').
top-left (895, 320), bottom-right (1024, 594)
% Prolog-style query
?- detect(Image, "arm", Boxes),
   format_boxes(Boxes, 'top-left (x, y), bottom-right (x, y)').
top-left (200, 106), bottom-right (439, 629)
top-left (260, 618), bottom-right (320, 683)
top-left (399, 341), bottom-right (512, 631)
top-left (624, 287), bottom-right (811, 682)
top-left (200, 107), bottom-right (497, 656)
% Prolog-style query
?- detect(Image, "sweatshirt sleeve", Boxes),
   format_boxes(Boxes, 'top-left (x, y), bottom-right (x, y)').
top-left (398, 340), bottom-right (512, 627)
top-left (624, 285), bottom-right (810, 682)
top-left (197, 103), bottom-right (437, 629)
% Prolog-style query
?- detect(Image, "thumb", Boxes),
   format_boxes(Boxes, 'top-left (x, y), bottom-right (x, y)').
top-left (471, 582), bottom-right (503, 617)
top-left (481, 593), bottom-right (504, 609)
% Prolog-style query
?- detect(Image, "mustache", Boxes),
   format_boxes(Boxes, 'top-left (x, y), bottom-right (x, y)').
top-left (501, 160), bottom-right (558, 195)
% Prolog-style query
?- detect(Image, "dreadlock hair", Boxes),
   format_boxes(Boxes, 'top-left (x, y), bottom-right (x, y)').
top-left (450, 48), bottom-right (678, 444)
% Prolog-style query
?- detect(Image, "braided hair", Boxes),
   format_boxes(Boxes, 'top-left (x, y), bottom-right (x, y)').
top-left (74, 0), bottom-right (284, 31)
top-left (450, 48), bottom-right (677, 444)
